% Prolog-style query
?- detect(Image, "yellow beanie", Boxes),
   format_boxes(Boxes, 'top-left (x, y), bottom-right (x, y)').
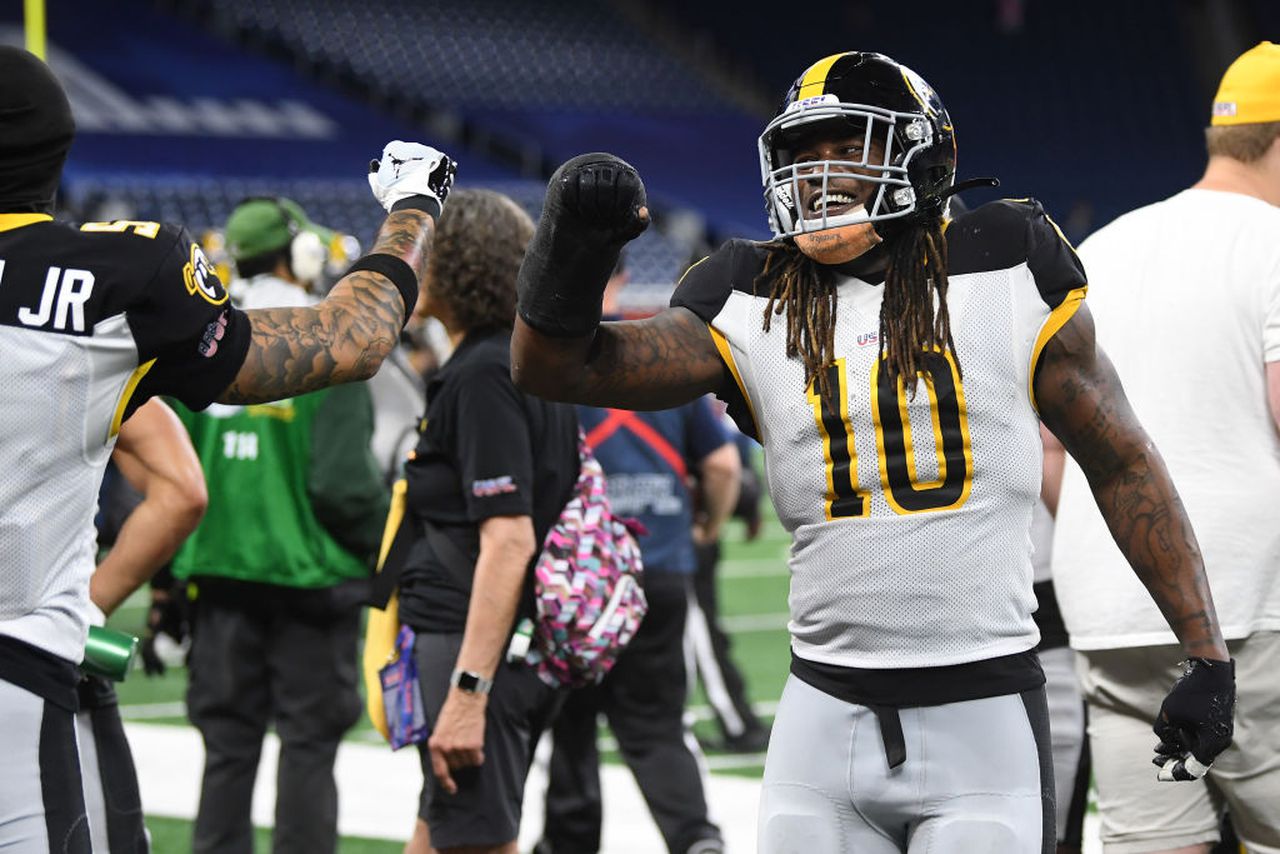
top-left (1211, 41), bottom-right (1280, 126)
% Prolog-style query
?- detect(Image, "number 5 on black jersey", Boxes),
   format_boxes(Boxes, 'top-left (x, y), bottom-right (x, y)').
top-left (810, 351), bottom-right (973, 519)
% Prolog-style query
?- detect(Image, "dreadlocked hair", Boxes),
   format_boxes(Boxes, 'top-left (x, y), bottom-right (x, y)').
top-left (879, 215), bottom-right (958, 395)
top-left (756, 241), bottom-right (840, 407)
top-left (754, 215), bottom-right (959, 407)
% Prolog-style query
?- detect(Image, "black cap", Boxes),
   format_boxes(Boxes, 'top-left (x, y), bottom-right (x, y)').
top-left (0, 46), bottom-right (75, 213)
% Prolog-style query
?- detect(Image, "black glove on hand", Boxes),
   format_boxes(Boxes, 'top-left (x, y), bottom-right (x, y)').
top-left (139, 590), bottom-right (191, 677)
top-left (1152, 656), bottom-right (1235, 782)
top-left (517, 153), bottom-right (649, 338)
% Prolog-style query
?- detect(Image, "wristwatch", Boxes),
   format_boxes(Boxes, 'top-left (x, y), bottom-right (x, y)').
top-left (450, 668), bottom-right (494, 696)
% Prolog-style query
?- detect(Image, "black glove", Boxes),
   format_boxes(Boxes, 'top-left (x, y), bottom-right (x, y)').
top-left (517, 153), bottom-right (649, 338)
top-left (1151, 656), bottom-right (1235, 781)
top-left (139, 589), bottom-right (191, 677)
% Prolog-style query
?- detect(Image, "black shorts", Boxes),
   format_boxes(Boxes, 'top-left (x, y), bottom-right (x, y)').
top-left (413, 631), bottom-right (561, 848)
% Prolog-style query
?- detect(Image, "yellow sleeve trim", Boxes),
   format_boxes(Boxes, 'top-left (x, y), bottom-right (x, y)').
top-left (0, 213), bottom-right (53, 232)
top-left (109, 359), bottom-right (157, 439)
top-left (708, 324), bottom-right (761, 439)
top-left (1029, 287), bottom-right (1087, 412)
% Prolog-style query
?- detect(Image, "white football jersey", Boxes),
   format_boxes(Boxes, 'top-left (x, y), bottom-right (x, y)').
top-left (671, 200), bottom-right (1086, 669)
top-left (0, 215), bottom-right (249, 662)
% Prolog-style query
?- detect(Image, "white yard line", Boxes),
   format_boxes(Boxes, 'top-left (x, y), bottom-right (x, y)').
top-left (718, 612), bottom-right (790, 633)
top-left (717, 557), bottom-right (789, 579)
top-left (119, 701), bottom-right (187, 720)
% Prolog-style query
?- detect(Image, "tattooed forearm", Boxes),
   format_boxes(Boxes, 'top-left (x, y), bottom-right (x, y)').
top-left (371, 209), bottom-right (433, 275)
top-left (1037, 307), bottom-right (1228, 659)
top-left (219, 212), bottom-right (433, 405)
top-left (511, 307), bottom-right (723, 409)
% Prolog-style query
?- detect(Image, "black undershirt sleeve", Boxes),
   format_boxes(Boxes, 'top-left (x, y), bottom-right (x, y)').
top-left (126, 227), bottom-right (250, 414)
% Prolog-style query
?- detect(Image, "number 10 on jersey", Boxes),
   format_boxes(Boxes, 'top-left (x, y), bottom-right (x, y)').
top-left (808, 352), bottom-right (973, 519)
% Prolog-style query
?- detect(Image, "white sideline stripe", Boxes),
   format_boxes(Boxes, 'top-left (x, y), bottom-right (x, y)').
top-left (119, 699), bottom-right (784, 726)
top-left (125, 722), bottom-right (763, 852)
top-left (125, 721), bottom-right (1104, 851)
top-left (120, 701), bottom-right (187, 720)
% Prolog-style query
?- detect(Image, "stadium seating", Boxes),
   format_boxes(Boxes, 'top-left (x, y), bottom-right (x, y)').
top-left (65, 176), bottom-right (697, 291)
top-left (212, 0), bottom-right (727, 112)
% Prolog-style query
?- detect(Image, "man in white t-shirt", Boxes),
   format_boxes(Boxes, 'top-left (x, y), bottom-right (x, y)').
top-left (1051, 42), bottom-right (1280, 853)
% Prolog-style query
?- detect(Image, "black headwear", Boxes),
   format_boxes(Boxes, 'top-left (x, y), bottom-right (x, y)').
top-left (0, 46), bottom-right (75, 214)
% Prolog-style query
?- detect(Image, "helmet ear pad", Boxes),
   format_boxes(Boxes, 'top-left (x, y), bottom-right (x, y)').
top-left (795, 220), bottom-right (883, 265)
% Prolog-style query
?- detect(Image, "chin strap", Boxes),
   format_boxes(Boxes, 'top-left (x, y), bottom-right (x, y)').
top-left (912, 176), bottom-right (1001, 222)
top-left (941, 176), bottom-right (1001, 200)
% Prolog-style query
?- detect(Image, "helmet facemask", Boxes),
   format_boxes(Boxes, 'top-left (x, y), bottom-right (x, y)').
top-left (760, 99), bottom-right (937, 263)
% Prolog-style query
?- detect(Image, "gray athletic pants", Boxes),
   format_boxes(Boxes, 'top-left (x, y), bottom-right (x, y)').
top-left (759, 675), bottom-right (1053, 853)
top-left (0, 679), bottom-right (90, 853)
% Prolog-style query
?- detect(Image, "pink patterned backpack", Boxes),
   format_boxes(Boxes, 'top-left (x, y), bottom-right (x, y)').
top-left (525, 430), bottom-right (648, 688)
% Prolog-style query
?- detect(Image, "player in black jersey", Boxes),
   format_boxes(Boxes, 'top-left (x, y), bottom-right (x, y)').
top-left (0, 45), bottom-right (453, 851)
top-left (512, 51), bottom-right (1235, 852)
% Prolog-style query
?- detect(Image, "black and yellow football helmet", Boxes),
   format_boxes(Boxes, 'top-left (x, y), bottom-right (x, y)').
top-left (759, 51), bottom-right (957, 245)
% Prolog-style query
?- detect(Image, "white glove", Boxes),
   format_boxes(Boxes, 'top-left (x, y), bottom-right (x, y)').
top-left (368, 140), bottom-right (457, 216)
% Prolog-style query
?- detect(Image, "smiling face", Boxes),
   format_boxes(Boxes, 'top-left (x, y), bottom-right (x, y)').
top-left (789, 128), bottom-right (887, 224)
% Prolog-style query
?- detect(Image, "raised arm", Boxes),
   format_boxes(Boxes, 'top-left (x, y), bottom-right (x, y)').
top-left (512, 309), bottom-right (723, 409)
top-left (221, 142), bottom-right (455, 404)
top-left (1036, 303), bottom-right (1233, 783)
top-left (510, 153), bottom-right (723, 410)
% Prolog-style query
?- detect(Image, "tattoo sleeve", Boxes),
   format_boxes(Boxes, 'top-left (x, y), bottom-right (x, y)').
top-left (1035, 304), bottom-right (1227, 659)
top-left (511, 307), bottom-right (726, 410)
top-left (219, 210), bottom-right (433, 404)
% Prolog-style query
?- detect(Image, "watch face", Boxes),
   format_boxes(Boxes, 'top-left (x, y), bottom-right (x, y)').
top-left (452, 669), bottom-right (490, 694)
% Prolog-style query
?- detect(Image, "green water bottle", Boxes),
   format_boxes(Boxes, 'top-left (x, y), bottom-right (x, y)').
top-left (81, 625), bottom-right (139, 682)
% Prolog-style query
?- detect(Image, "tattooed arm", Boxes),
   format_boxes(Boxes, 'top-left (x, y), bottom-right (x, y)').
top-left (511, 307), bottom-right (724, 410)
top-left (1035, 304), bottom-right (1228, 661)
top-left (219, 210), bottom-right (432, 404)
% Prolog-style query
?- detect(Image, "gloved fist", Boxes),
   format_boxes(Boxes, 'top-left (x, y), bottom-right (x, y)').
top-left (548, 153), bottom-right (649, 246)
top-left (139, 590), bottom-right (190, 677)
top-left (368, 140), bottom-right (457, 218)
top-left (1151, 657), bottom-right (1235, 782)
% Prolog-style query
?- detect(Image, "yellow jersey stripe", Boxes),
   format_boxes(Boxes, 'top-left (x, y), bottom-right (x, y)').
top-left (708, 324), bottom-right (760, 438)
top-left (798, 53), bottom-right (849, 100)
top-left (109, 359), bottom-right (157, 439)
top-left (1029, 287), bottom-right (1087, 411)
top-left (0, 213), bottom-right (53, 232)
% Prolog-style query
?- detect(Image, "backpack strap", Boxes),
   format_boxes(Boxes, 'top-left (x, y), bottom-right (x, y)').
top-left (368, 510), bottom-right (420, 610)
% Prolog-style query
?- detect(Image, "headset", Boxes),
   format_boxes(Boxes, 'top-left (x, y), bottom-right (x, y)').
top-left (241, 195), bottom-right (328, 285)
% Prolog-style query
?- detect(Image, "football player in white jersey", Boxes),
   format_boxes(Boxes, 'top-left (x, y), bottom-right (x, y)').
top-left (0, 46), bottom-right (453, 851)
top-left (510, 51), bottom-right (1235, 853)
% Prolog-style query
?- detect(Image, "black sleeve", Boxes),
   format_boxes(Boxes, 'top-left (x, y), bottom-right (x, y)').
top-left (948, 199), bottom-right (1086, 308)
top-left (452, 361), bottom-right (535, 522)
top-left (1023, 201), bottom-right (1087, 309)
top-left (125, 226), bottom-right (251, 414)
top-left (669, 239), bottom-right (748, 322)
